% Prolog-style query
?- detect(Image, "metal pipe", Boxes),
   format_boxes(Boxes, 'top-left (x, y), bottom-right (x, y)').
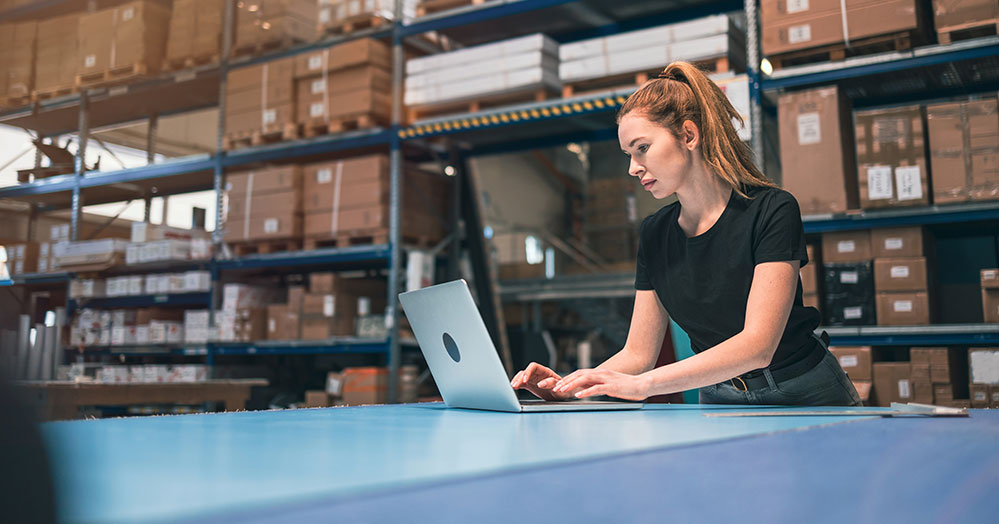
top-left (71, 92), bottom-right (89, 241)
top-left (386, 0), bottom-right (405, 404)
top-left (745, 0), bottom-right (764, 165)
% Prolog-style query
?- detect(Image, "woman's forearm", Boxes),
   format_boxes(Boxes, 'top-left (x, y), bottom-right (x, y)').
top-left (640, 331), bottom-right (773, 396)
top-left (597, 345), bottom-right (658, 376)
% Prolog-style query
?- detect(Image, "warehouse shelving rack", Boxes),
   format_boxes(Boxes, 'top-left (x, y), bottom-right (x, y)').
top-left (3, 0), bottom-right (999, 386)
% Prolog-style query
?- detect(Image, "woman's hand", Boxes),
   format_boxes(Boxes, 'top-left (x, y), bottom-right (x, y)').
top-left (553, 369), bottom-right (651, 401)
top-left (511, 363), bottom-right (575, 401)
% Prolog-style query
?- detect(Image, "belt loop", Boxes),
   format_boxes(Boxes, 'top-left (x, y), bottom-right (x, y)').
top-left (763, 368), bottom-right (778, 392)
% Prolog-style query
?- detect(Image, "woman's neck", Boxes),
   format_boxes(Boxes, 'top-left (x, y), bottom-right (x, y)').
top-left (675, 163), bottom-right (733, 237)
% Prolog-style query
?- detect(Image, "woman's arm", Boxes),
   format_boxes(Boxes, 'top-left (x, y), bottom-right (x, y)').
top-left (595, 289), bottom-right (669, 375)
top-left (555, 260), bottom-right (799, 400)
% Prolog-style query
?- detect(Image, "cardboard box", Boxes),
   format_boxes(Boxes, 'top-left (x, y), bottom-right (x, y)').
top-left (982, 288), bottom-right (999, 323)
top-left (991, 385), bottom-right (999, 408)
top-left (227, 165), bottom-right (302, 195)
top-left (801, 244), bottom-right (819, 294)
top-left (341, 367), bottom-right (388, 405)
top-left (266, 304), bottom-right (301, 340)
top-left (77, 1), bottom-right (172, 76)
top-left (778, 87), bottom-right (859, 215)
top-left (934, 383), bottom-right (955, 402)
top-left (166, 0), bottom-right (224, 64)
top-left (872, 362), bottom-right (913, 407)
top-left (876, 291), bottom-right (930, 325)
top-left (296, 73), bottom-right (392, 124)
top-left (852, 380), bottom-right (872, 403)
top-left (982, 269), bottom-right (999, 289)
top-left (821, 230), bottom-right (871, 263)
top-left (871, 227), bottom-right (929, 260)
top-left (294, 38), bottom-right (392, 78)
top-left (912, 381), bottom-right (934, 404)
top-left (224, 57), bottom-right (297, 136)
top-left (970, 383), bottom-right (989, 408)
top-left (33, 14), bottom-right (78, 94)
top-left (823, 261), bottom-right (876, 326)
top-left (0, 19), bottom-right (36, 98)
top-left (926, 98), bottom-right (999, 204)
top-left (234, 0), bottom-right (316, 52)
top-left (855, 105), bottom-right (931, 209)
top-left (761, 0), bottom-right (921, 56)
top-left (969, 348), bottom-right (999, 384)
top-left (933, 0), bottom-right (999, 33)
top-left (304, 390), bottom-right (331, 408)
top-left (830, 346), bottom-right (873, 380)
top-left (874, 257), bottom-right (928, 292)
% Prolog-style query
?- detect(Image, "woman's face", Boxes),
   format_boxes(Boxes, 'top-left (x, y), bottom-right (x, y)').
top-left (618, 112), bottom-right (694, 199)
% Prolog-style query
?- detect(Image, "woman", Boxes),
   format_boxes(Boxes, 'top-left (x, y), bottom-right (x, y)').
top-left (511, 61), bottom-right (861, 406)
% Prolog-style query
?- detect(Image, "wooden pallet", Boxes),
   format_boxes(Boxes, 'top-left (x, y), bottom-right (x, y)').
top-left (416, 0), bottom-right (485, 17)
top-left (304, 230), bottom-right (436, 251)
top-left (2, 93), bottom-right (31, 108)
top-left (768, 30), bottom-right (919, 70)
top-left (561, 56), bottom-right (732, 98)
top-left (324, 15), bottom-right (388, 35)
top-left (937, 19), bottom-right (999, 45)
top-left (162, 53), bottom-right (220, 72)
top-left (301, 113), bottom-right (390, 138)
top-left (231, 38), bottom-right (306, 59)
top-left (229, 238), bottom-right (302, 256)
top-left (223, 122), bottom-right (299, 150)
top-left (32, 84), bottom-right (77, 102)
top-left (75, 63), bottom-right (149, 88)
top-left (407, 86), bottom-right (558, 122)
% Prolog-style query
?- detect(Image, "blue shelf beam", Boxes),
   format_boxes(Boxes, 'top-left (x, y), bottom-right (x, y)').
top-left (10, 272), bottom-right (72, 285)
top-left (212, 341), bottom-right (393, 356)
top-left (802, 202), bottom-right (999, 233)
top-left (69, 292), bottom-right (213, 310)
top-left (822, 325), bottom-right (999, 346)
top-left (215, 244), bottom-right (392, 271)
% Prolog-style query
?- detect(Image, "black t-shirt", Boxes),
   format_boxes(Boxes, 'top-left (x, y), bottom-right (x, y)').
top-left (635, 185), bottom-right (821, 371)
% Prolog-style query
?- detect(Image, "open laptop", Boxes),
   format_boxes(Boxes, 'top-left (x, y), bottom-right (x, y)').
top-left (399, 280), bottom-right (643, 413)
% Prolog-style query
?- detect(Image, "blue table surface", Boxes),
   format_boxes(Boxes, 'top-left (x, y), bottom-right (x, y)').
top-left (43, 404), bottom-right (880, 523)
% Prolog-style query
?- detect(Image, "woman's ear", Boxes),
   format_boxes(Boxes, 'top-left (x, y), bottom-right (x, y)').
top-left (682, 120), bottom-right (700, 151)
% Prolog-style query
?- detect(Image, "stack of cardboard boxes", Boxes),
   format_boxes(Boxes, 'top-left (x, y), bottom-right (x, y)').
top-left (220, 284), bottom-right (281, 342)
top-left (855, 105), bottom-right (931, 210)
top-left (233, 0), bottom-right (317, 54)
top-left (872, 361), bottom-right (914, 406)
top-left (76, 1), bottom-right (172, 83)
top-left (926, 96), bottom-right (999, 204)
top-left (969, 348), bottom-right (999, 408)
top-left (224, 57), bottom-right (297, 143)
top-left (313, 365), bottom-right (419, 406)
top-left (302, 154), bottom-right (450, 244)
top-left (872, 227), bottom-right (932, 326)
top-left (165, 0), bottom-right (224, 68)
top-left (266, 273), bottom-right (387, 340)
top-left (585, 178), bottom-right (640, 263)
top-left (910, 347), bottom-right (970, 407)
top-left (933, 0), bottom-right (999, 43)
top-left (981, 269), bottom-right (999, 322)
top-left (5, 243), bottom-right (40, 275)
top-left (317, 0), bottom-right (417, 33)
top-left (821, 230), bottom-right (875, 326)
top-left (761, 0), bottom-right (922, 60)
top-left (294, 38), bottom-right (392, 133)
top-left (0, 19), bottom-right (36, 103)
top-left (34, 14), bottom-right (80, 97)
top-left (225, 165), bottom-right (303, 244)
top-left (830, 346), bottom-right (872, 403)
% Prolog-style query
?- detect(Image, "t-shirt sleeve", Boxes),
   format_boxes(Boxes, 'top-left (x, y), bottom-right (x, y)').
top-left (635, 217), bottom-right (654, 290)
top-left (753, 191), bottom-right (808, 266)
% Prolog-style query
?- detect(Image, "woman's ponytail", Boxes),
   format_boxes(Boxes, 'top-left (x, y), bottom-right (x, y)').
top-left (618, 62), bottom-right (776, 197)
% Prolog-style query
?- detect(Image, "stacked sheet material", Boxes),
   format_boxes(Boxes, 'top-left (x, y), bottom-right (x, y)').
top-left (405, 33), bottom-right (560, 106)
top-left (559, 14), bottom-right (745, 83)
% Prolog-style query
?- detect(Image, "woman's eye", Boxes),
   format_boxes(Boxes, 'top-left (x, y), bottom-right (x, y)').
top-left (638, 144), bottom-right (649, 153)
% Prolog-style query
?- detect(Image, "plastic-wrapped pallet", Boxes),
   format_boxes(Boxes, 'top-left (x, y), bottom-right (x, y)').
top-left (405, 34), bottom-right (560, 107)
top-left (558, 14), bottom-right (745, 83)
top-left (318, 0), bottom-right (417, 32)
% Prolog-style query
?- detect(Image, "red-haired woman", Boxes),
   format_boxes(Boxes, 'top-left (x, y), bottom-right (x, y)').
top-left (512, 62), bottom-right (861, 406)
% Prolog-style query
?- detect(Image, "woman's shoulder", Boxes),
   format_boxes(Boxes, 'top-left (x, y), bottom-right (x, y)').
top-left (640, 200), bottom-right (681, 233)
top-left (743, 184), bottom-right (801, 210)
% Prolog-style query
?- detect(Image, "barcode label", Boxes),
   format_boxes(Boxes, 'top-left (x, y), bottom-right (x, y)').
top-left (890, 266), bottom-right (910, 278)
top-left (898, 379), bottom-right (911, 399)
top-left (787, 0), bottom-right (810, 13)
top-left (264, 219), bottom-right (279, 233)
top-left (837, 240), bottom-right (856, 253)
top-left (797, 112), bottom-right (821, 145)
top-left (309, 55), bottom-right (323, 70)
top-left (310, 103), bottom-right (325, 118)
top-left (324, 295), bottom-right (335, 317)
top-left (840, 271), bottom-right (859, 284)
top-left (867, 166), bottom-right (894, 200)
top-left (312, 79), bottom-right (326, 94)
top-left (843, 307), bottom-right (863, 319)
top-left (788, 24), bottom-right (812, 44)
top-left (895, 166), bottom-right (923, 201)
top-left (885, 238), bottom-right (904, 250)
top-left (894, 300), bottom-right (913, 313)
top-left (839, 355), bottom-right (858, 368)
top-left (317, 169), bottom-right (332, 183)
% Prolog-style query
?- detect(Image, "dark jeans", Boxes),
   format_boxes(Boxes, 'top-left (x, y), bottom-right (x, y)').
top-left (699, 351), bottom-right (863, 406)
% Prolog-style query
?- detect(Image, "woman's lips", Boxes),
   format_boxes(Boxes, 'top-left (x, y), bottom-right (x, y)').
top-left (642, 179), bottom-right (656, 190)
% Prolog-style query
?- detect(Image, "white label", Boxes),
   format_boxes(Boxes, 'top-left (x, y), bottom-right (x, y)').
top-left (788, 24), bottom-right (812, 44)
top-left (84, 54), bottom-right (96, 68)
top-left (787, 0), bottom-right (809, 13)
top-left (264, 218), bottom-right (279, 233)
top-left (797, 112), bottom-right (821, 145)
top-left (840, 271), bottom-right (858, 284)
top-left (837, 240), bottom-right (856, 254)
top-left (122, 7), bottom-right (134, 21)
top-left (898, 379), bottom-right (911, 399)
top-left (263, 109), bottom-right (277, 125)
top-left (984, 269), bottom-right (997, 279)
top-left (317, 169), bottom-right (332, 184)
top-left (890, 266), bottom-right (910, 279)
top-left (311, 79), bottom-right (326, 94)
top-left (867, 166), bottom-right (894, 200)
top-left (895, 166), bottom-right (923, 201)
top-left (884, 238), bottom-right (904, 251)
top-left (843, 306), bottom-right (863, 320)
top-left (358, 297), bottom-right (371, 316)
top-left (839, 355), bottom-right (859, 368)
top-left (973, 390), bottom-right (987, 401)
top-left (893, 300), bottom-right (913, 313)
top-left (268, 319), bottom-right (276, 332)
top-left (310, 103), bottom-right (326, 118)
top-left (323, 295), bottom-right (335, 317)
top-left (308, 55), bottom-right (323, 70)
top-left (319, 7), bottom-right (331, 23)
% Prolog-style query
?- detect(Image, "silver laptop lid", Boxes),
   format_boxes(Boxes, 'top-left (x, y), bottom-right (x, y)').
top-left (399, 280), bottom-right (522, 412)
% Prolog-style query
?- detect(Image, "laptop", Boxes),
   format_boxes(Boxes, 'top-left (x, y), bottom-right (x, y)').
top-left (399, 280), bottom-right (643, 413)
